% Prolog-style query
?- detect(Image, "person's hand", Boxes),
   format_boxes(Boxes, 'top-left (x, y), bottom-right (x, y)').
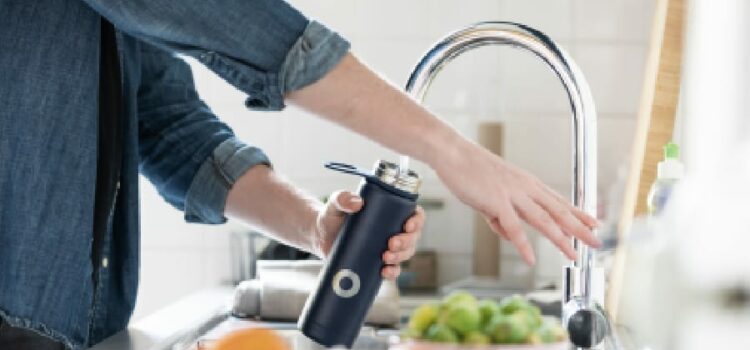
top-left (313, 191), bottom-right (425, 280)
top-left (433, 141), bottom-right (601, 265)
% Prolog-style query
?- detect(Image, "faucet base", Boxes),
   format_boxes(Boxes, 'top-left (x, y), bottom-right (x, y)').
top-left (563, 266), bottom-right (608, 348)
top-left (562, 266), bottom-right (605, 305)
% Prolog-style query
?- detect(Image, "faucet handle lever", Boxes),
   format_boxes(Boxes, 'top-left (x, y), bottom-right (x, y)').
top-left (566, 305), bottom-right (609, 348)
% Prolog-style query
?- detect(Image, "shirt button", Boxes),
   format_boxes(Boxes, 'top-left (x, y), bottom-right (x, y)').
top-left (102, 257), bottom-right (109, 268)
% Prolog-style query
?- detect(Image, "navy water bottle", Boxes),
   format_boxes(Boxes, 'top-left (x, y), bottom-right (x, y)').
top-left (299, 160), bottom-right (420, 348)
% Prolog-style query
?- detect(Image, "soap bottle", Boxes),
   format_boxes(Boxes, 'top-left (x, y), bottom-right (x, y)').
top-left (647, 142), bottom-right (684, 215)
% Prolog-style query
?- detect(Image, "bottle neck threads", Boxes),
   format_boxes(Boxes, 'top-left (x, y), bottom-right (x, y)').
top-left (373, 160), bottom-right (421, 194)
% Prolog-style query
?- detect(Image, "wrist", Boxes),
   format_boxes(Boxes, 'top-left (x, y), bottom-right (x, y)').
top-left (306, 200), bottom-right (327, 256)
top-left (421, 121), bottom-right (475, 174)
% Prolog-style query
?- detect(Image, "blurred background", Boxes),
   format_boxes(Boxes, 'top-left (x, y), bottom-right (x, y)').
top-left (133, 0), bottom-right (654, 320)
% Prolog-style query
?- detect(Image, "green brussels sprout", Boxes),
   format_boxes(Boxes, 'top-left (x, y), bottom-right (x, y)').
top-left (537, 318), bottom-right (567, 343)
top-left (512, 305), bottom-right (543, 330)
top-left (484, 312), bottom-right (531, 344)
top-left (527, 304), bottom-right (543, 328)
top-left (443, 291), bottom-right (478, 308)
top-left (527, 331), bottom-right (543, 344)
top-left (498, 294), bottom-right (531, 315)
top-left (477, 299), bottom-right (501, 326)
top-left (439, 301), bottom-right (481, 336)
top-left (462, 330), bottom-right (491, 345)
top-left (408, 303), bottom-right (440, 335)
top-left (425, 323), bottom-right (459, 343)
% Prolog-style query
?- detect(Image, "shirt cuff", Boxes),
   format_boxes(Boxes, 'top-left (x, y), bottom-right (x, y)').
top-left (184, 138), bottom-right (271, 224)
top-left (276, 21), bottom-right (351, 97)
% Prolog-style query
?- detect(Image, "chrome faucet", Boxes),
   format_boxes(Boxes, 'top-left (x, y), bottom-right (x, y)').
top-left (404, 22), bottom-right (608, 348)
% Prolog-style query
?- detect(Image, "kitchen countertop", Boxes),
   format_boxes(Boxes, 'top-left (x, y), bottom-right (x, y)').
top-left (88, 286), bottom-right (397, 350)
top-left (88, 285), bottom-right (593, 350)
top-left (89, 286), bottom-right (234, 350)
top-left (194, 318), bottom-right (395, 350)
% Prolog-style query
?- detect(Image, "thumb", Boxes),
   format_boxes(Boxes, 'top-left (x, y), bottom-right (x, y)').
top-left (317, 191), bottom-right (364, 257)
top-left (325, 191), bottom-right (364, 217)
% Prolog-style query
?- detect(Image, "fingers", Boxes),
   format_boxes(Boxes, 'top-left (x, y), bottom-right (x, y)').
top-left (570, 206), bottom-right (599, 230)
top-left (327, 190), bottom-right (364, 216)
top-left (533, 191), bottom-right (601, 248)
top-left (382, 235), bottom-right (413, 280)
top-left (515, 197), bottom-right (577, 261)
top-left (381, 265), bottom-right (401, 280)
top-left (539, 183), bottom-right (600, 229)
top-left (380, 206), bottom-right (425, 280)
top-left (384, 206), bottom-right (424, 262)
top-left (388, 232), bottom-right (419, 252)
top-left (495, 201), bottom-right (536, 265)
top-left (383, 247), bottom-right (415, 265)
top-left (403, 206), bottom-right (425, 233)
top-left (384, 232), bottom-right (419, 265)
top-left (486, 218), bottom-right (510, 240)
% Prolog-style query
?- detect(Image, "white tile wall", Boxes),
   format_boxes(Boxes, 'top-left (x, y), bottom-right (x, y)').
top-left (574, 44), bottom-right (649, 115)
top-left (572, 0), bottom-right (654, 43)
top-left (134, 0), bottom-right (654, 319)
top-left (499, 0), bottom-right (575, 41)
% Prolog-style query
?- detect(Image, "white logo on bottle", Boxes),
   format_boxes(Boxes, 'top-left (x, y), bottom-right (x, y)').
top-left (332, 269), bottom-right (361, 298)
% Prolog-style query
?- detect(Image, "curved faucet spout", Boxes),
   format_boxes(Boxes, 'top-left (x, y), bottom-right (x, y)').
top-left (406, 21), bottom-right (597, 226)
top-left (404, 22), bottom-right (602, 347)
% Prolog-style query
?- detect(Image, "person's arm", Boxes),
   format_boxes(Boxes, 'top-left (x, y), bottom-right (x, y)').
top-left (137, 42), bottom-right (269, 223)
top-left (223, 165), bottom-right (425, 279)
top-left (137, 43), bottom-right (423, 279)
top-left (224, 165), bottom-right (320, 252)
top-left (287, 54), bottom-right (602, 265)
top-left (83, 0), bottom-right (349, 111)
top-left (88, 0), bottom-right (598, 263)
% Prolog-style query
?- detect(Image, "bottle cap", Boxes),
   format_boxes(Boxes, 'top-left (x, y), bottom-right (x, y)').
top-left (664, 142), bottom-right (679, 159)
top-left (374, 160), bottom-right (421, 194)
top-left (657, 142), bottom-right (684, 180)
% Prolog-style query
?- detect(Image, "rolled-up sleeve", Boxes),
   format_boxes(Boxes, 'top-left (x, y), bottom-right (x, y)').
top-left (185, 138), bottom-right (270, 224)
top-left (138, 43), bottom-right (271, 224)
top-left (278, 21), bottom-right (351, 95)
top-left (83, 0), bottom-right (350, 110)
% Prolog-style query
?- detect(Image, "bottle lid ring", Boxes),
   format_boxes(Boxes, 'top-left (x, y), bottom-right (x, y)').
top-left (374, 160), bottom-right (421, 194)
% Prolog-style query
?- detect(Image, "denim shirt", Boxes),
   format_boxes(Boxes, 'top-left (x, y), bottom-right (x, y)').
top-left (0, 1), bottom-right (349, 349)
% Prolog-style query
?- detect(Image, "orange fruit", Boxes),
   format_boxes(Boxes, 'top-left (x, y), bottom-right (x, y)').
top-left (211, 328), bottom-right (289, 350)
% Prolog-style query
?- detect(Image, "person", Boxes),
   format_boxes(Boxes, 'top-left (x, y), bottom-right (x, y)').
top-left (0, 1), bottom-right (600, 349)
